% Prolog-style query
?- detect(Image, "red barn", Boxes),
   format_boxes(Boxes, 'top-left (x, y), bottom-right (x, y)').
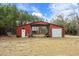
top-left (16, 21), bottom-right (64, 38)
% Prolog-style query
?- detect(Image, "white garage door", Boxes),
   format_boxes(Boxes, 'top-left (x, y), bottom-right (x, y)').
top-left (21, 29), bottom-right (26, 38)
top-left (52, 28), bottom-right (62, 37)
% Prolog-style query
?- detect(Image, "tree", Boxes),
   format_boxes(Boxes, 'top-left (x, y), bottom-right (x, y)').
top-left (0, 4), bottom-right (44, 35)
top-left (53, 15), bottom-right (64, 26)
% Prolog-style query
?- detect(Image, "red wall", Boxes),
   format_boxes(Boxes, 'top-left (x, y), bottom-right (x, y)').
top-left (25, 24), bottom-right (31, 37)
top-left (16, 24), bottom-right (31, 37)
top-left (49, 25), bottom-right (64, 38)
top-left (16, 26), bottom-right (21, 37)
top-left (62, 27), bottom-right (64, 37)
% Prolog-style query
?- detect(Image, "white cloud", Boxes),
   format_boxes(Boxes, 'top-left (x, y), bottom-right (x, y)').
top-left (17, 4), bottom-right (50, 22)
top-left (17, 4), bottom-right (52, 22)
top-left (50, 4), bottom-right (68, 11)
top-left (17, 4), bottom-right (43, 17)
top-left (32, 12), bottom-right (51, 22)
top-left (49, 3), bottom-right (79, 20)
top-left (31, 7), bottom-right (49, 21)
top-left (31, 6), bottom-right (44, 18)
top-left (49, 3), bottom-right (72, 15)
top-left (32, 12), bottom-right (43, 17)
top-left (32, 10), bottom-right (51, 22)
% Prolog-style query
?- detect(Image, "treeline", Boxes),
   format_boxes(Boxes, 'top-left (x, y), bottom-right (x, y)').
top-left (0, 4), bottom-right (44, 35)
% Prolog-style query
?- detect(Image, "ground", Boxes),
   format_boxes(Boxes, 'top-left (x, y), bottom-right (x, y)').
top-left (0, 35), bottom-right (79, 56)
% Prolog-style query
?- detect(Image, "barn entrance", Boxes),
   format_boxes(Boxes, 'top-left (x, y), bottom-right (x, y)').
top-left (30, 22), bottom-right (50, 37)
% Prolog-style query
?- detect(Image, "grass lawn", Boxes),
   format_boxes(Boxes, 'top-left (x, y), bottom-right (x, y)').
top-left (0, 35), bottom-right (79, 56)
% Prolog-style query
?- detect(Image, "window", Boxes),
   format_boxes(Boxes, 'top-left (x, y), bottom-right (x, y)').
top-left (32, 27), bottom-right (39, 31)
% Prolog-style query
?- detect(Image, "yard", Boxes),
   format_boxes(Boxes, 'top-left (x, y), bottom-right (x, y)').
top-left (0, 35), bottom-right (79, 56)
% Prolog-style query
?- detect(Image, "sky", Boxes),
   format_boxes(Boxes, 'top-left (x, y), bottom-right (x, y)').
top-left (16, 3), bottom-right (78, 22)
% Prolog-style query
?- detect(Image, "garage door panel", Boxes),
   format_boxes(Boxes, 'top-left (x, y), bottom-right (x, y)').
top-left (52, 28), bottom-right (62, 37)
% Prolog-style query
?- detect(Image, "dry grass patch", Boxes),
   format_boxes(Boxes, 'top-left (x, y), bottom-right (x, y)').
top-left (0, 35), bottom-right (79, 55)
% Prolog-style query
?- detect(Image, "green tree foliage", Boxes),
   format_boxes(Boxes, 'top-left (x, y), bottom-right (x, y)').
top-left (0, 4), bottom-right (44, 35)
top-left (0, 4), bottom-right (18, 34)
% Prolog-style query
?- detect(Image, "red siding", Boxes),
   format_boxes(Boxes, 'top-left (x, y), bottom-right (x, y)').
top-left (16, 26), bottom-right (21, 37)
top-left (25, 24), bottom-right (31, 37)
top-left (49, 25), bottom-right (64, 38)
top-left (16, 24), bottom-right (31, 37)
top-left (62, 27), bottom-right (64, 37)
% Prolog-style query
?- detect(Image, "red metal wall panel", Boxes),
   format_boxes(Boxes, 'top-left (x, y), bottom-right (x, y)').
top-left (62, 27), bottom-right (64, 37)
top-left (16, 26), bottom-right (21, 37)
top-left (49, 25), bottom-right (64, 38)
top-left (25, 24), bottom-right (31, 37)
top-left (16, 24), bottom-right (31, 37)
